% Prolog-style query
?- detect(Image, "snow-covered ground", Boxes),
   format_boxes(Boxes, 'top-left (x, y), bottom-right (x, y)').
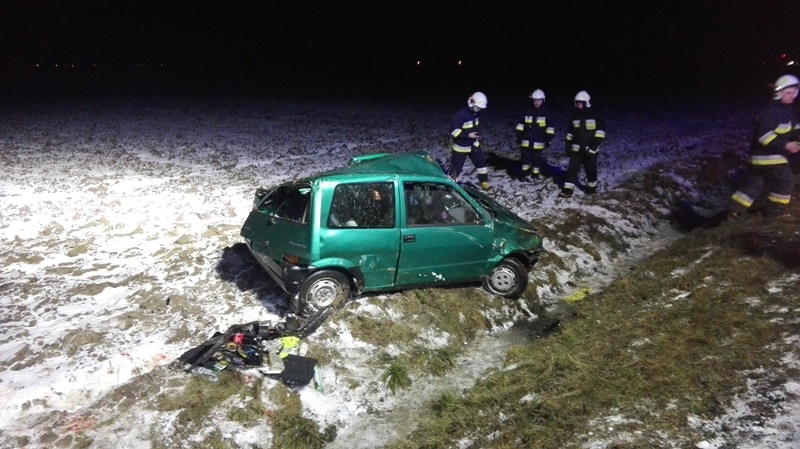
top-left (0, 87), bottom-right (798, 448)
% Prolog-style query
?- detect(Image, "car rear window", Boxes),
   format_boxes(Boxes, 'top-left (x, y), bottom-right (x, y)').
top-left (259, 185), bottom-right (310, 224)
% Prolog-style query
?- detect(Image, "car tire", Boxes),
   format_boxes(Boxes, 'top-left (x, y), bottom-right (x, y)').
top-left (299, 270), bottom-right (351, 314)
top-left (483, 257), bottom-right (528, 299)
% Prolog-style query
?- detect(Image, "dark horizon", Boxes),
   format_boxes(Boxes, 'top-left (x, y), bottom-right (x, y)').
top-left (2, 1), bottom-right (799, 105)
top-left (1, 56), bottom-right (794, 107)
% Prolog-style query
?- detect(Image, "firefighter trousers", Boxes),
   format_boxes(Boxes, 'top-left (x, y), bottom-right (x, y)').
top-left (448, 147), bottom-right (488, 183)
top-left (563, 151), bottom-right (598, 192)
top-left (729, 163), bottom-right (794, 217)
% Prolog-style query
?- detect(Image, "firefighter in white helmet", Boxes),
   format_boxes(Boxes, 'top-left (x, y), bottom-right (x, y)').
top-left (515, 89), bottom-right (554, 181)
top-left (448, 91), bottom-right (491, 190)
top-left (560, 90), bottom-right (606, 198)
top-left (729, 74), bottom-right (800, 219)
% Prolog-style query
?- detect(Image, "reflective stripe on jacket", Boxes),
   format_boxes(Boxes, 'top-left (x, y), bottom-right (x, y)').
top-left (515, 104), bottom-right (554, 149)
top-left (565, 107), bottom-right (606, 151)
top-left (450, 106), bottom-right (480, 150)
top-left (749, 100), bottom-right (800, 164)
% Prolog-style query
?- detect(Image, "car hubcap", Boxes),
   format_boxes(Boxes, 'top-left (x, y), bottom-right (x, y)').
top-left (308, 279), bottom-right (339, 308)
top-left (490, 266), bottom-right (517, 293)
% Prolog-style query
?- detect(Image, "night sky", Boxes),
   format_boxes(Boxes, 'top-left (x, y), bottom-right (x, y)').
top-left (2, 1), bottom-right (799, 100)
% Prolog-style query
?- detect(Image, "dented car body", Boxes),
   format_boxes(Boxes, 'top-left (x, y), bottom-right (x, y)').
top-left (240, 152), bottom-right (543, 314)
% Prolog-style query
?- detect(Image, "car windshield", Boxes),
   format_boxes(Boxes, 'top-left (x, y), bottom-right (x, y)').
top-left (462, 187), bottom-right (499, 218)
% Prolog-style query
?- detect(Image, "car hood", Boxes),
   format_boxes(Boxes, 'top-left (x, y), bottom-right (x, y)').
top-left (464, 186), bottom-right (542, 236)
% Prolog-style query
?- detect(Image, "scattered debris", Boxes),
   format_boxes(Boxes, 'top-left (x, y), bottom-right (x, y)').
top-left (177, 307), bottom-right (335, 387)
top-left (563, 287), bottom-right (591, 302)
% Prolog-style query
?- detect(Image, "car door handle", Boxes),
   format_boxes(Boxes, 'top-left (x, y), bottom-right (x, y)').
top-left (403, 235), bottom-right (416, 243)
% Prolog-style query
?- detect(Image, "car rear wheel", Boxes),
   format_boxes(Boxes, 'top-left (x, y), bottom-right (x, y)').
top-left (483, 257), bottom-right (528, 299)
top-left (299, 270), bottom-right (351, 314)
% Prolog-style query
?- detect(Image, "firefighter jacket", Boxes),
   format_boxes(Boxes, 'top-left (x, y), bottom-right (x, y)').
top-left (565, 107), bottom-right (606, 154)
top-left (515, 105), bottom-right (554, 150)
top-left (748, 100), bottom-right (800, 166)
top-left (450, 106), bottom-right (481, 153)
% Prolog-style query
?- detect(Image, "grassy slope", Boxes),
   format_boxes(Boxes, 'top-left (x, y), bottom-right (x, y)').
top-left (378, 150), bottom-right (800, 448)
top-left (385, 215), bottom-right (800, 448)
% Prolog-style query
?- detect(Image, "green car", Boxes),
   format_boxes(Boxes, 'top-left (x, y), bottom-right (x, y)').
top-left (240, 152), bottom-right (544, 315)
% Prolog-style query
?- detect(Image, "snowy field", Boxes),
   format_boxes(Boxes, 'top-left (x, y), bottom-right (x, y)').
top-left (1, 86), bottom-right (798, 448)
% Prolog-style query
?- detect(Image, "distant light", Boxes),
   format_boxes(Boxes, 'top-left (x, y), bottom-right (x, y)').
top-left (457, 60), bottom-right (462, 66)
top-left (788, 61), bottom-right (797, 66)
top-left (416, 60), bottom-right (421, 66)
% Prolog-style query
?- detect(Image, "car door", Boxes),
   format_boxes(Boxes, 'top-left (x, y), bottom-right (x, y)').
top-left (319, 181), bottom-right (402, 290)
top-left (395, 181), bottom-right (494, 287)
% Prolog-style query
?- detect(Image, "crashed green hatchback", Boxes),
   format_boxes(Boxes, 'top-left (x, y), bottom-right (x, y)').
top-left (240, 152), bottom-right (544, 315)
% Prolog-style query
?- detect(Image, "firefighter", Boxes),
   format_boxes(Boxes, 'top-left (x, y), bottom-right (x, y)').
top-left (729, 74), bottom-right (800, 219)
top-left (448, 91), bottom-right (490, 191)
top-left (560, 91), bottom-right (606, 198)
top-left (515, 89), bottom-right (554, 181)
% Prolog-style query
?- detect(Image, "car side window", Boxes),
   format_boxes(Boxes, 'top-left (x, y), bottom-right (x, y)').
top-left (328, 182), bottom-right (395, 229)
top-left (404, 182), bottom-right (481, 226)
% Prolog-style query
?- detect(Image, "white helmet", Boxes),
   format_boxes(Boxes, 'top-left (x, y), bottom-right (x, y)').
top-left (774, 74), bottom-right (800, 91)
top-left (772, 75), bottom-right (799, 100)
top-left (574, 90), bottom-right (591, 107)
top-left (772, 74), bottom-right (800, 99)
top-left (530, 89), bottom-right (545, 100)
top-left (468, 91), bottom-right (488, 109)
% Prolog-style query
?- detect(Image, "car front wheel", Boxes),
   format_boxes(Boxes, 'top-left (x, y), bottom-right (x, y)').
top-left (483, 257), bottom-right (528, 299)
top-left (299, 270), bottom-right (351, 314)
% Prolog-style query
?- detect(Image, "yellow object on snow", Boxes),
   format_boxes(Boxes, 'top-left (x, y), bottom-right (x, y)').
top-left (563, 288), bottom-right (591, 303)
top-left (279, 336), bottom-right (301, 358)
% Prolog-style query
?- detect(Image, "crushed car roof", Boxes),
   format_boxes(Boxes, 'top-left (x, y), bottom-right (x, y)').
top-left (321, 151), bottom-right (447, 179)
